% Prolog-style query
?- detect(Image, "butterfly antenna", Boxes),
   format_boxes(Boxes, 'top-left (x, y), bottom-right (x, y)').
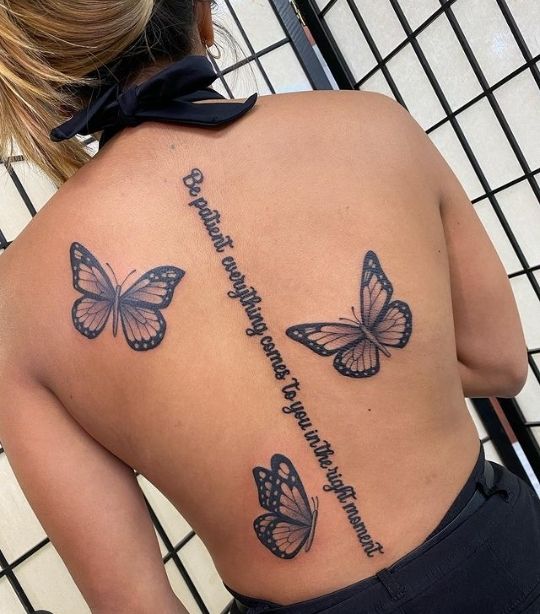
top-left (351, 305), bottom-right (361, 323)
top-left (105, 262), bottom-right (119, 287)
top-left (338, 317), bottom-right (360, 325)
top-left (120, 269), bottom-right (137, 291)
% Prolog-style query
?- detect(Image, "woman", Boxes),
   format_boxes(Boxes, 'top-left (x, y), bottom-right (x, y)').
top-left (0, 1), bottom-right (538, 613)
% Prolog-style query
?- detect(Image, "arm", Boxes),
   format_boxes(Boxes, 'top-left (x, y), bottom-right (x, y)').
top-left (367, 92), bottom-right (528, 398)
top-left (0, 366), bottom-right (188, 614)
top-left (437, 167), bottom-right (528, 398)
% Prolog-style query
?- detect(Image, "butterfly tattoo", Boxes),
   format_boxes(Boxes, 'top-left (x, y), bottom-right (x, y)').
top-left (286, 250), bottom-right (412, 378)
top-left (252, 454), bottom-right (318, 559)
top-left (70, 242), bottom-right (184, 351)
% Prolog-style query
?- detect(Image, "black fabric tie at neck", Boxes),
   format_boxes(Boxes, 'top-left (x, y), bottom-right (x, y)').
top-left (49, 55), bottom-right (258, 149)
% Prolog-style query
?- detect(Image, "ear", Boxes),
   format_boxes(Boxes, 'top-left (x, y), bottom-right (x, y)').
top-left (195, 0), bottom-right (215, 47)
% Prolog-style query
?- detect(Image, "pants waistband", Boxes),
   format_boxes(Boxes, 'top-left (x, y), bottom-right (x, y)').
top-left (382, 454), bottom-right (496, 577)
top-left (232, 450), bottom-right (510, 614)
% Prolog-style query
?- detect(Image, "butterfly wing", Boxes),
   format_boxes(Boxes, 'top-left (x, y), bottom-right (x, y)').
top-left (286, 322), bottom-right (365, 356)
top-left (70, 242), bottom-right (115, 339)
top-left (72, 297), bottom-right (113, 339)
top-left (119, 303), bottom-right (168, 351)
top-left (118, 266), bottom-right (184, 351)
top-left (70, 242), bottom-right (115, 300)
top-left (334, 338), bottom-right (380, 378)
top-left (120, 266), bottom-right (185, 309)
top-left (360, 251), bottom-right (394, 329)
top-left (253, 454), bottom-right (313, 525)
top-left (253, 513), bottom-right (311, 559)
top-left (374, 300), bottom-right (413, 348)
top-left (252, 454), bottom-right (317, 559)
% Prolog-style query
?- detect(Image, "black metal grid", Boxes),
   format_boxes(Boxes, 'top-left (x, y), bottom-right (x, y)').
top-left (295, 0), bottom-right (540, 481)
top-left (208, 0), bottom-right (331, 96)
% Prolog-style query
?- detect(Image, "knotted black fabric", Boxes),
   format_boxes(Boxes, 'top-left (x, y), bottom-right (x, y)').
top-left (50, 54), bottom-right (257, 149)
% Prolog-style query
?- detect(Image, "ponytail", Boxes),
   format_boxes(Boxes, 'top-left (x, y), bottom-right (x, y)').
top-left (0, 0), bottom-right (155, 186)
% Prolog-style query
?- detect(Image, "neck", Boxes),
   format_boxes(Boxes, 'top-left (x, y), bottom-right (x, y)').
top-left (127, 48), bottom-right (207, 88)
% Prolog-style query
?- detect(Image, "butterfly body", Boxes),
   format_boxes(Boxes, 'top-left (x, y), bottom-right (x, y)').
top-left (286, 251), bottom-right (412, 378)
top-left (112, 283), bottom-right (122, 337)
top-left (343, 318), bottom-right (391, 358)
top-left (70, 242), bottom-right (184, 351)
top-left (305, 505), bottom-right (318, 552)
top-left (252, 454), bottom-right (318, 559)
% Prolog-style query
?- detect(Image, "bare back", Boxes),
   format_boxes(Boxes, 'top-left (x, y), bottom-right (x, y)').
top-left (0, 90), bottom-right (490, 603)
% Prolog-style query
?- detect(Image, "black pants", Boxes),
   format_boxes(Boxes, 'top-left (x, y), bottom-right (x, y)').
top-left (229, 442), bottom-right (540, 613)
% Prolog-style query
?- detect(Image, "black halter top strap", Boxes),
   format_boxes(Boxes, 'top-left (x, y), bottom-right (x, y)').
top-left (49, 55), bottom-right (257, 149)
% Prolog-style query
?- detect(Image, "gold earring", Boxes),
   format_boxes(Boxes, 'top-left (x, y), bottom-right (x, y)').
top-left (205, 42), bottom-right (222, 60)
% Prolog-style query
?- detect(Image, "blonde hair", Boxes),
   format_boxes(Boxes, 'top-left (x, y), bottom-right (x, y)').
top-left (0, 1), bottom-right (155, 187)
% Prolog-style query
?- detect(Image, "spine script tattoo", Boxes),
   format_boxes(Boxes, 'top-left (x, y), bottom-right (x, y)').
top-left (183, 168), bottom-right (384, 558)
top-left (70, 242), bottom-right (184, 351)
top-left (253, 454), bottom-right (318, 559)
top-left (286, 251), bottom-right (412, 378)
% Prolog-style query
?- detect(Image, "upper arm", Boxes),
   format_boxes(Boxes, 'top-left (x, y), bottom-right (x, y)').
top-left (364, 92), bottom-right (527, 396)
top-left (0, 364), bottom-right (184, 613)
top-left (437, 159), bottom-right (527, 396)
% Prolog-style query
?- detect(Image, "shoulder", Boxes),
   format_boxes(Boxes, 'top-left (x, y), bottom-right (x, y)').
top-left (252, 89), bottom-right (413, 129)
top-left (0, 177), bottom-right (94, 378)
top-left (251, 90), bottom-right (433, 160)
top-left (252, 90), bottom-right (441, 187)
